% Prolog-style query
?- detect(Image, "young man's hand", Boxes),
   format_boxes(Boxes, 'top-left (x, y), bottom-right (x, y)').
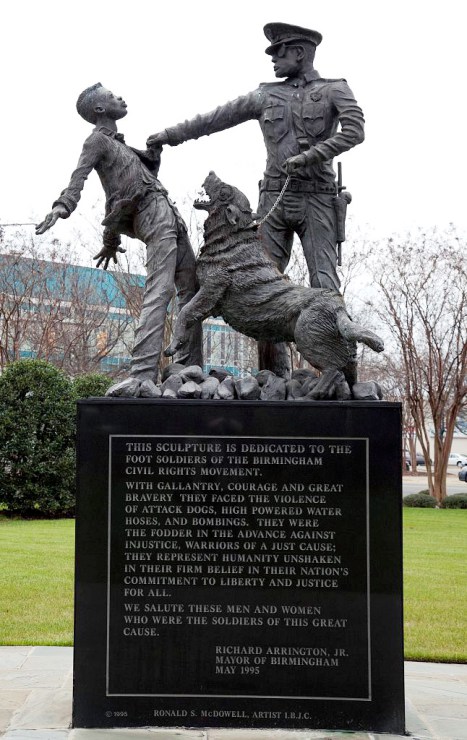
top-left (35, 204), bottom-right (69, 234)
top-left (93, 245), bottom-right (126, 271)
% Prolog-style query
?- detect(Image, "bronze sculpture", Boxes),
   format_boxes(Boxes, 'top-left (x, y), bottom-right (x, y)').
top-left (165, 172), bottom-right (383, 400)
top-left (36, 84), bottom-right (202, 394)
top-left (148, 22), bottom-right (365, 377)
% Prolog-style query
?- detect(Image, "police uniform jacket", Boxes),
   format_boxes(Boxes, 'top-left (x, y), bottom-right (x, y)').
top-left (164, 69), bottom-right (365, 188)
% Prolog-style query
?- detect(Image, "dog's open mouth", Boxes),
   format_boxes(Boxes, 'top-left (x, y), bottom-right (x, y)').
top-left (193, 187), bottom-right (211, 210)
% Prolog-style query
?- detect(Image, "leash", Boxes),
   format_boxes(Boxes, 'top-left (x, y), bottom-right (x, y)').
top-left (0, 222), bottom-right (36, 227)
top-left (254, 175), bottom-right (290, 227)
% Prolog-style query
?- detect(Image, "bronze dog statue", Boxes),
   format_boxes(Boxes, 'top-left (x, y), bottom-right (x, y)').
top-left (165, 172), bottom-right (383, 398)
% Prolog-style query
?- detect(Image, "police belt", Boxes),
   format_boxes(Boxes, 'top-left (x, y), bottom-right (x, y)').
top-left (261, 177), bottom-right (337, 194)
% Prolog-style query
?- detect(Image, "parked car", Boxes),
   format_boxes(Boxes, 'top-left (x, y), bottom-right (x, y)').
top-left (448, 452), bottom-right (467, 467)
top-left (404, 450), bottom-right (428, 469)
top-left (458, 465), bottom-right (467, 482)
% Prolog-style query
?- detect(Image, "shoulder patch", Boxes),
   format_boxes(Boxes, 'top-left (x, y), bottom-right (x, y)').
top-left (259, 81), bottom-right (284, 89)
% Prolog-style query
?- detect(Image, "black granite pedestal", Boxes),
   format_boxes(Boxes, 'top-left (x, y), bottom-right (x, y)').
top-left (74, 399), bottom-right (404, 734)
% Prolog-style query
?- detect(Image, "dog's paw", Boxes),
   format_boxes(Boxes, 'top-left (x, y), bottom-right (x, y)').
top-left (164, 338), bottom-right (185, 357)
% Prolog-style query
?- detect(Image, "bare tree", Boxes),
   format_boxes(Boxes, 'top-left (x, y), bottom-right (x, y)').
top-left (358, 352), bottom-right (421, 474)
top-left (0, 231), bottom-right (137, 376)
top-left (369, 226), bottom-right (467, 502)
top-left (0, 232), bottom-right (48, 370)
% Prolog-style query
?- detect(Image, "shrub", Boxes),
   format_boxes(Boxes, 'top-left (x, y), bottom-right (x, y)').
top-left (417, 489), bottom-right (430, 496)
top-left (442, 494), bottom-right (467, 509)
top-left (403, 493), bottom-right (436, 508)
top-left (73, 373), bottom-right (112, 399)
top-left (0, 359), bottom-right (75, 517)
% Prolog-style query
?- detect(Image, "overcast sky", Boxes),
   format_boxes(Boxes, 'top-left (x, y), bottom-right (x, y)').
top-left (1, 0), bottom-right (466, 257)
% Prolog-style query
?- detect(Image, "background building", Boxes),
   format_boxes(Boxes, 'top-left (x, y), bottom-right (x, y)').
top-left (0, 255), bottom-right (258, 378)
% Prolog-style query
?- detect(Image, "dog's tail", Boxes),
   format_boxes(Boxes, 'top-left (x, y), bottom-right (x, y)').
top-left (336, 311), bottom-right (384, 353)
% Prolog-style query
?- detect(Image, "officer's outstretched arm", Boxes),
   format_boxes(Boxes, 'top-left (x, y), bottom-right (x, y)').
top-left (147, 91), bottom-right (262, 148)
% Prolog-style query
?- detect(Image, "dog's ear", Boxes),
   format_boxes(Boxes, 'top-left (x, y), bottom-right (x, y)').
top-left (225, 204), bottom-right (240, 227)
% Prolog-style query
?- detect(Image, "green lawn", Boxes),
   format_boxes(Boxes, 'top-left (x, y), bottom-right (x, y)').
top-left (0, 519), bottom-right (75, 645)
top-left (403, 509), bottom-right (467, 662)
top-left (1, 511), bottom-right (466, 661)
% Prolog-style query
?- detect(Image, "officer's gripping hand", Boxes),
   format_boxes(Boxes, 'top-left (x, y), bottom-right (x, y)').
top-left (284, 154), bottom-right (307, 174)
top-left (35, 204), bottom-right (69, 235)
top-left (146, 131), bottom-right (170, 148)
top-left (284, 148), bottom-right (321, 174)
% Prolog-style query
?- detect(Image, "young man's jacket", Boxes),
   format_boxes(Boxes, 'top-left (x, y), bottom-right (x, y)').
top-left (53, 126), bottom-right (185, 237)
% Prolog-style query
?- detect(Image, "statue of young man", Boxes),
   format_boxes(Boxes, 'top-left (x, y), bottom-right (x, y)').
top-left (147, 23), bottom-right (365, 377)
top-left (36, 84), bottom-right (203, 394)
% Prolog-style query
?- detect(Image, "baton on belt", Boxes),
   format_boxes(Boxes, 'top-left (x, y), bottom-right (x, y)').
top-left (334, 162), bottom-right (352, 267)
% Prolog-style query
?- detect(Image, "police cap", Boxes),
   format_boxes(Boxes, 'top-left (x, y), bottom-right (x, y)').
top-left (263, 22), bottom-right (322, 55)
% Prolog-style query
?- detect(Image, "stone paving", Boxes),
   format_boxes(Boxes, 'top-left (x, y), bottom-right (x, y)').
top-left (1, 648), bottom-right (466, 739)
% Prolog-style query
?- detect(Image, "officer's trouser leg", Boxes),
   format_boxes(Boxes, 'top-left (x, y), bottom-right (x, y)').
top-left (296, 194), bottom-right (340, 292)
top-left (256, 192), bottom-right (294, 378)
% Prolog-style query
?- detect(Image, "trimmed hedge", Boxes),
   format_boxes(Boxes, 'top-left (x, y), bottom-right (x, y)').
top-left (0, 360), bottom-right (76, 516)
top-left (0, 361), bottom-right (112, 517)
top-left (73, 373), bottom-right (112, 399)
top-left (442, 494), bottom-right (467, 509)
top-left (403, 493), bottom-right (436, 508)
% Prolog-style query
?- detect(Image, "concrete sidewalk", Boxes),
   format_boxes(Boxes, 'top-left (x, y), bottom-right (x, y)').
top-left (1, 648), bottom-right (466, 740)
top-left (402, 471), bottom-right (466, 497)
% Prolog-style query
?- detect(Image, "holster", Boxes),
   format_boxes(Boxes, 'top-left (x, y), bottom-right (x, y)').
top-left (333, 192), bottom-right (352, 243)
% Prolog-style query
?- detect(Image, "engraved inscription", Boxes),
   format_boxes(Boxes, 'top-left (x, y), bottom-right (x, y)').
top-left (107, 435), bottom-right (369, 699)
